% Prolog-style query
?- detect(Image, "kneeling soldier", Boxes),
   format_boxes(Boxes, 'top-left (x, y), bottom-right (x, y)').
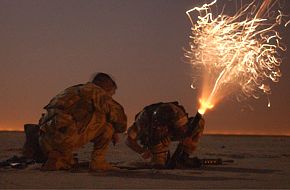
top-left (38, 73), bottom-right (127, 171)
top-left (126, 102), bottom-right (204, 169)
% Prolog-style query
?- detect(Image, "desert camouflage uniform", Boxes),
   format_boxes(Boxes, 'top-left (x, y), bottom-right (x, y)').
top-left (127, 102), bottom-right (204, 167)
top-left (39, 82), bottom-right (127, 170)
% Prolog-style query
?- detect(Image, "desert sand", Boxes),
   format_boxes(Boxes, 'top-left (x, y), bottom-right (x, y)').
top-left (0, 131), bottom-right (290, 189)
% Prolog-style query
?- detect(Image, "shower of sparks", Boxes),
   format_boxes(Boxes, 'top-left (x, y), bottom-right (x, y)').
top-left (185, 0), bottom-right (288, 115)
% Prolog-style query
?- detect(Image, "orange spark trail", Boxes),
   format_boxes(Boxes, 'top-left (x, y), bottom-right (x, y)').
top-left (186, 0), bottom-right (288, 115)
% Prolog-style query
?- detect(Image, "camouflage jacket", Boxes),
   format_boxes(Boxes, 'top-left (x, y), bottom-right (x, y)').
top-left (128, 102), bottom-right (188, 147)
top-left (39, 82), bottom-right (127, 136)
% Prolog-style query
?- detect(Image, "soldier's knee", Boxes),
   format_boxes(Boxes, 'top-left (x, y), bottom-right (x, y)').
top-left (151, 143), bottom-right (169, 154)
top-left (103, 124), bottom-right (114, 140)
top-left (92, 124), bottom-right (114, 147)
top-left (150, 143), bottom-right (170, 167)
top-left (181, 138), bottom-right (198, 154)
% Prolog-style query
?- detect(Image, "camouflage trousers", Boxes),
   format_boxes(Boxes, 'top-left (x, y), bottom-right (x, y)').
top-left (39, 116), bottom-right (114, 170)
top-left (149, 136), bottom-right (199, 167)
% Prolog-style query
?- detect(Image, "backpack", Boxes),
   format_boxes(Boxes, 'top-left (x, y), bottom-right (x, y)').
top-left (43, 84), bottom-right (95, 133)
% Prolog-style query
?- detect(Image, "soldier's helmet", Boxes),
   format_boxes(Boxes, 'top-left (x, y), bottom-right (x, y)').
top-left (152, 104), bottom-right (176, 126)
top-left (91, 72), bottom-right (117, 92)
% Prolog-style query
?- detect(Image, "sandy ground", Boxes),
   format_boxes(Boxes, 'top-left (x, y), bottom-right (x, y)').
top-left (0, 131), bottom-right (290, 189)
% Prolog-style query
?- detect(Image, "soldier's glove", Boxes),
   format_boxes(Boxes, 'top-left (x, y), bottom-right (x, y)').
top-left (141, 150), bottom-right (152, 160)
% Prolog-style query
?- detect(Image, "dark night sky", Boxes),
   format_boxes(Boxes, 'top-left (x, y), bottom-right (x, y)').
top-left (0, 0), bottom-right (289, 135)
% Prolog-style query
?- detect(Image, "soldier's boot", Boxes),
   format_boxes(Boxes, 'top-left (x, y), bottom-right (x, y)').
top-left (90, 154), bottom-right (117, 171)
top-left (150, 143), bottom-right (170, 169)
top-left (41, 151), bottom-right (76, 171)
top-left (90, 125), bottom-right (117, 171)
top-left (174, 137), bottom-right (201, 169)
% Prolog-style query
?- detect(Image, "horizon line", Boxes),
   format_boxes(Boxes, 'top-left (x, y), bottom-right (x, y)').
top-left (0, 130), bottom-right (289, 137)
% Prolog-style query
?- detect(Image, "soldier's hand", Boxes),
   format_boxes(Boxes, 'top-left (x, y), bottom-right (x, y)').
top-left (112, 133), bottom-right (120, 146)
top-left (141, 150), bottom-right (152, 160)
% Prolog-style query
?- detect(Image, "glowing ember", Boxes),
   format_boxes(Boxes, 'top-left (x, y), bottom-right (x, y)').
top-left (198, 98), bottom-right (214, 115)
top-left (186, 0), bottom-right (288, 115)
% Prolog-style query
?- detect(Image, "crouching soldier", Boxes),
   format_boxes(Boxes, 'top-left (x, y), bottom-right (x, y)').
top-left (126, 102), bottom-right (204, 169)
top-left (39, 73), bottom-right (127, 171)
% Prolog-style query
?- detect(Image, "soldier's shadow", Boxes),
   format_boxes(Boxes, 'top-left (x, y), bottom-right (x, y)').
top-left (89, 169), bottom-right (251, 181)
top-left (196, 166), bottom-right (279, 174)
top-left (70, 161), bottom-right (276, 181)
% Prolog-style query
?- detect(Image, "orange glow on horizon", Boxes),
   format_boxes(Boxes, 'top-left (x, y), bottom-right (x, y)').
top-left (0, 127), bottom-right (23, 132)
top-left (0, 125), bottom-right (289, 137)
top-left (0, 122), bottom-right (26, 132)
